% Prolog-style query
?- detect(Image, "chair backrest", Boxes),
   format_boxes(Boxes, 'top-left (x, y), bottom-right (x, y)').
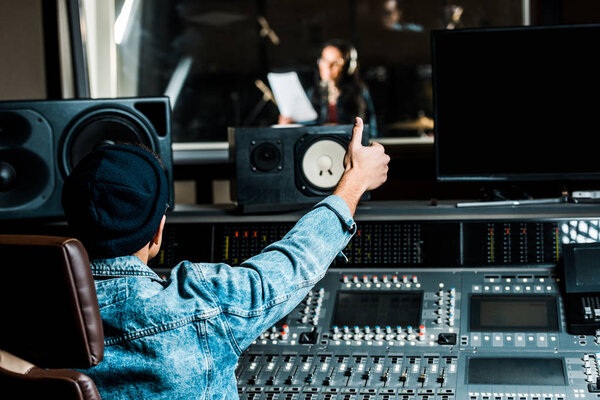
top-left (0, 235), bottom-right (104, 399)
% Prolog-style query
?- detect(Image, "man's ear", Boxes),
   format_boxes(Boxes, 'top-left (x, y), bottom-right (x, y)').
top-left (152, 215), bottom-right (166, 245)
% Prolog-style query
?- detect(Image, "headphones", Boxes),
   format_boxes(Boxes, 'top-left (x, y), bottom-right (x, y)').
top-left (347, 46), bottom-right (358, 76)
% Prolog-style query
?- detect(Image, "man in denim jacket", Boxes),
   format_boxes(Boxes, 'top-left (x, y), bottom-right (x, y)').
top-left (61, 117), bottom-right (389, 399)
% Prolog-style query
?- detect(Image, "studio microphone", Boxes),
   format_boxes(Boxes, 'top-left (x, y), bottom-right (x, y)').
top-left (257, 16), bottom-right (280, 45)
top-left (319, 80), bottom-right (329, 104)
top-left (255, 79), bottom-right (276, 104)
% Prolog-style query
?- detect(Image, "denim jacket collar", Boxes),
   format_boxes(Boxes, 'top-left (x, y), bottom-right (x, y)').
top-left (91, 255), bottom-right (163, 281)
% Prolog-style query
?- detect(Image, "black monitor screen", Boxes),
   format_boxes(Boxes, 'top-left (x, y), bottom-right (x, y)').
top-left (332, 291), bottom-right (423, 328)
top-left (468, 357), bottom-right (566, 385)
top-left (563, 243), bottom-right (600, 293)
top-left (432, 24), bottom-right (600, 181)
top-left (470, 295), bottom-right (559, 332)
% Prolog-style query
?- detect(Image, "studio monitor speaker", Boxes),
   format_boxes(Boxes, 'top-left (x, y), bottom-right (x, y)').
top-left (229, 124), bottom-right (369, 213)
top-left (0, 97), bottom-right (173, 221)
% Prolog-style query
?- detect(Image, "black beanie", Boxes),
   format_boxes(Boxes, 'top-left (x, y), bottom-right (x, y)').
top-left (61, 144), bottom-right (169, 259)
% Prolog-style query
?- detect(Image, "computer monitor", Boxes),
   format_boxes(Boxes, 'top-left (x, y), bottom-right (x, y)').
top-left (432, 24), bottom-right (600, 182)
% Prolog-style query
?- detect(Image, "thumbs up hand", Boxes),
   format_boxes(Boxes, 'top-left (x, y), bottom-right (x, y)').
top-left (333, 117), bottom-right (390, 215)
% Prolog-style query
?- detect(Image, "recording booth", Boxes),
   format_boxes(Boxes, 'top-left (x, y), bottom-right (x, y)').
top-left (2, 2), bottom-right (600, 400)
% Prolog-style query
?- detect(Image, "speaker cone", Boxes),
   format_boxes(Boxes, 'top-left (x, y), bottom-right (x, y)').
top-left (63, 109), bottom-right (155, 173)
top-left (0, 162), bottom-right (17, 192)
top-left (0, 149), bottom-right (51, 208)
top-left (251, 142), bottom-right (281, 172)
top-left (300, 138), bottom-right (346, 190)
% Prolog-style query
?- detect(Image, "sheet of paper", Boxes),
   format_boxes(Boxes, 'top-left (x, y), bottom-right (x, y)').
top-left (267, 72), bottom-right (317, 123)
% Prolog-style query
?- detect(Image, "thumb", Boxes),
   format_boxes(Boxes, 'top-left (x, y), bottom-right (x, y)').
top-left (349, 117), bottom-right (364, 150)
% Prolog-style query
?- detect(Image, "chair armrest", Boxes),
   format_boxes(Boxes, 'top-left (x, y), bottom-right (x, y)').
top-left (0, 349), bottom-right (101, 400)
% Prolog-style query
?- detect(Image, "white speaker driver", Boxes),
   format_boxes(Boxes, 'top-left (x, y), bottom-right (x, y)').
top-left (301, 139), bottom-right (346, 190)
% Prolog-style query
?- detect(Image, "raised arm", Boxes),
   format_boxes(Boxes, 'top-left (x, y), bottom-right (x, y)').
top-left (197, 116), bottom-right (390, 352)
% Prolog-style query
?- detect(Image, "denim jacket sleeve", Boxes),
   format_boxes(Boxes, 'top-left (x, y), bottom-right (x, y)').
top-left (196, 195), bottom-right (356, 353)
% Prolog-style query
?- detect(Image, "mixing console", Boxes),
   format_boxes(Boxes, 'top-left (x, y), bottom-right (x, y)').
top-left (142, 205), bottom-right (600, 398)
top-left (235, 268), bottom-right (600, 399)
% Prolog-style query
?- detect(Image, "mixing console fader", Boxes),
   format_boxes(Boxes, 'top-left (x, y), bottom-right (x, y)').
top-left (236, 268), bottom-right (600, 400)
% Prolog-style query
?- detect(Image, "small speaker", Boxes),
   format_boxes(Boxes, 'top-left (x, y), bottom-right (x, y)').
top-left (0, 97), bottom-right (173, 221)
top-left (229, 124), bottom-right (368, 213)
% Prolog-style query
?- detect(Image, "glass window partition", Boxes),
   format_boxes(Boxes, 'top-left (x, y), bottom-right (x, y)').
top-left (80, 0), bottom-right (528, 143)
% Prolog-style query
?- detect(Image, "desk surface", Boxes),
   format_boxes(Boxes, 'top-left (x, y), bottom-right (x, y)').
top-left (170, 199), bottom-right (600, 223)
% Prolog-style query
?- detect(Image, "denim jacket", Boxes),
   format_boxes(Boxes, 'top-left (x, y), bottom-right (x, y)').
top-left (83, 195), bottom-right (355, 399)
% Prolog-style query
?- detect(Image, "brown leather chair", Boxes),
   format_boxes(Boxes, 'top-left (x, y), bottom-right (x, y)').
top-left (0, 235), bottom-right (104, 399)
